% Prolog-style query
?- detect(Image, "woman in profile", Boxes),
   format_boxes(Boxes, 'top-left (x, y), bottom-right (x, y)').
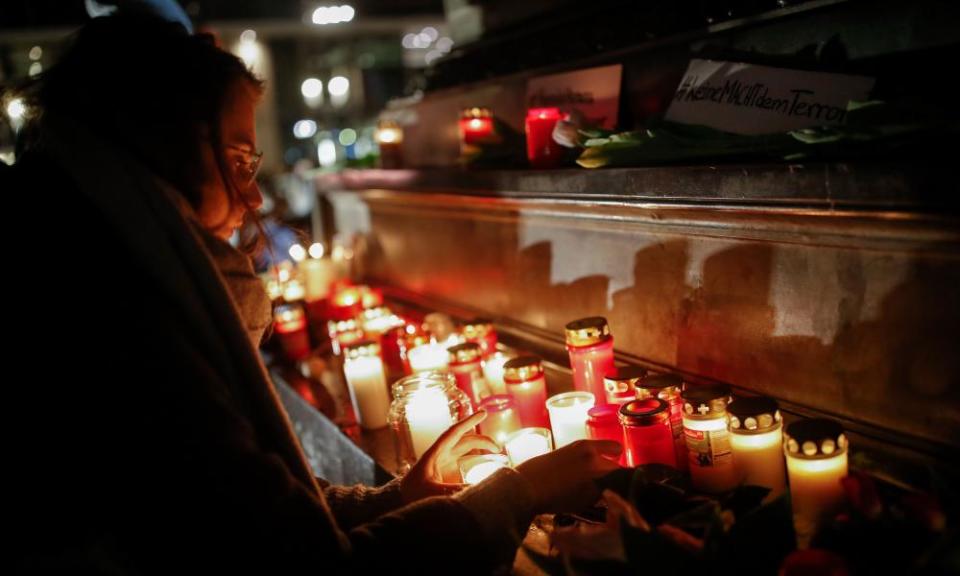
top-left (7, 14), bottom-right (620, 575)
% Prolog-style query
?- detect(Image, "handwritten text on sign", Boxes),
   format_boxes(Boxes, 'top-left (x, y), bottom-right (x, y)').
top-left (526, 64), bottom-right (622, 129)
top-left (665, 59), bottom-right (875, 135)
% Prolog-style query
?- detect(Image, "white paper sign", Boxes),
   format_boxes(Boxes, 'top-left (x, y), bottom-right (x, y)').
top-left (526, 64), bottom-right (622, 129)
top-left (665, 59), bottom-right (875, 135)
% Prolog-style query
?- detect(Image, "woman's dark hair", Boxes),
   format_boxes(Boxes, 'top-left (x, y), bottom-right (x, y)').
top-left (19, 15), bottom-right (264, 242)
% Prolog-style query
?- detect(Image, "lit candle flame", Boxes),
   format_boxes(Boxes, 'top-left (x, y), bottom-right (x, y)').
top-left (288, 244), bottom-right (307, 263)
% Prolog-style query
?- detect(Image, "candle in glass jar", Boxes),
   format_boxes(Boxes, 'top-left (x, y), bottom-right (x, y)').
top-left (459, 453), bottom-right (510, 485)
top-left (478, 395), bottom-right (522, 446)
top-left (405, 386), bottom-right (455, 459)
top-left (504, 356), bottom-right (550, 428)
top-left (504, 427), bottom-right (553, 466)
top-left (547, 391), bottom-right (595, 448)
top-left (375, 119), bottom-right (404, 169)
top-left (461, 318), bottom-right (498, 359)
top-left (358, 286), bottom-right (382, 310)
top-left (459, 107), bottom-right (495, 146)
top-left (728, 396), bottom-right (786, 501)
top-left (620, 398), bottom-right (676, 467)
top-left (448, 342), bottom-right (492, 407)
top-left (682, 384), bottom-right (737, 494)
top-left (327, 318), bottom-right (364, 356)
top-left (587, 404), bottom-right (626, 466)
top-left (785, 419), bottom-right (849, 547)
top-left (343, 341), bottom-right (390, 430)
top-left (482, 351), bottom-right (514, 396)
top-left (359, 307), bottom-right (404, 337)
top-left (300, 247), bottom-right (335, 302)
top-left (381, 325), bottom-right (412, 376)
top-left (565, 317), bottom-right (616, 406)
top-left (525, 107), bottom-right (564, 169)
top-left (273, 304), bottom-right (311, 361)
top-left (329, 286), bottom-right (363, 321)
top-left (636, 373), bottom-right (688, 471)
top-left (603, 366), bottom-right (647, 405)
top-left (408, 342), bottom-right (450, 373)
top-left (282, 279), bottom-right (306, 303)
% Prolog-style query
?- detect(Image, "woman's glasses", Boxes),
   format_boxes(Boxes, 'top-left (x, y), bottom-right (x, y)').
top-left (227, 145), bottom-right (263, 186)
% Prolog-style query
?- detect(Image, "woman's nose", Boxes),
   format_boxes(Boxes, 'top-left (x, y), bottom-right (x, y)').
top-left (244, 181), bottom-right (263, 211)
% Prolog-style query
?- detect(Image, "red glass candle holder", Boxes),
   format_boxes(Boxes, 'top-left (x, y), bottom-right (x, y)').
top-left (328, 318), bottom-right (364, 356)
top-left (329, 286), bottom-right (363, 322)
top-left (587, 404), bottom-right (626, 466)
top-left (504, 356), bottom-right (550, 428)
top-left (565, 317), bottom-right (616, 405)
top-left (459, 107), bottom-right (496, 147)
top-left (375, 120), bottom-right (404, 170)
top-left (619, 398), bottom-right (677, 468)
top-left (637, 373), bottom-right (689, 471)
top-left (448, 342), bottom-right (491, 407)
top-left (461, 318), bottom-right (498, 359)
top-left (477, 395), bottom-right (522, 446)
top-left (274, 304), bottom-right (311, 362)
top-left (525, 107), bottom-right (564, 169)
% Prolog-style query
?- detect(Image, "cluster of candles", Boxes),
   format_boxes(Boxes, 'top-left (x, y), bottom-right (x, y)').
top-left (268, 278), bottom-right (851, 543)
top-left (374, 105), bottom-right (569, 169)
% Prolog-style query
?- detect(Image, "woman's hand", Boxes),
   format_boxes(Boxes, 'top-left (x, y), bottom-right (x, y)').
top-left (515, 439), bottom-right (622, 514)
top-left (399, 410), bottom-right (500, 503)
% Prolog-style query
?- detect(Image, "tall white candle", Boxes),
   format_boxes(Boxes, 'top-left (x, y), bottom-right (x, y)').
top-left (504, 427), bottom-right (553, 466)
top-left (482, 351), bottom-right (513, 396)
top-left (344, 353), bottom-right (390, 430)
top-left (546, 392), bottom-right (595, 448)
top-left (406, 387), bottom-right (454, 458)
top-left (408, 342), bottom-right (450, 373)
top-left (300, 257), bottom-right (335, 302)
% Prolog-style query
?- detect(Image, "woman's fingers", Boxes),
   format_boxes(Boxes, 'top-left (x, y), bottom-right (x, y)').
top-left (451, 434), bottom-right (500, 456)
top-left (420, 410), bottom-right (488, 469)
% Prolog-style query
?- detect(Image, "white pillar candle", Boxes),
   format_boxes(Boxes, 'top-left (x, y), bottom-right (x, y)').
top-left (408, 342), bottom-right (450, 373)
top-left (300, 257), bottom-right (335, 302)
top-left (731, 429), bottom-right (785, 497)
top-left (459, 454), bottom-right (510, 485)
top-left (546, 392), bottom-right (595, 448)
top-left (784, 419), bottom-right (849, 547)
top-left (504, 427), bottom-right (553, 466)
top-left (482, 351), bottom-right (513, 396)
top-left (343, 351), bottom-right (390, 430)
top-left (406, 387), bottom-right (454, 458)
top-left (728, 397), bottom-right (786, 501)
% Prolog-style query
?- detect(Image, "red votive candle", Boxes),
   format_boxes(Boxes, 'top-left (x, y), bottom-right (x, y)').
top-left (619, 398), bottom-right (677, 468)
top-left (459, 107), bottom-right (495, 146)
top-left (327, 318), bottom-right (364, 356)
top-left (587, 403), bottom-right (626, 466)
top-left (381, 324), bottom-right (412, 377)
top-left (478, 395), bottom-right (522, 446)
top-left (637, 373), bottom-right (689, 471)
top-left (274, 304), bottom-right (311, 361)
top-left (461, 318), bottom-right (498, 359)
top-left (603, 365), bottom-right (647, 405)
top-left (448, 342), bottom-right (492, 407)
top-left (504, 356), bottom-right (550, 428)
top-left (565, 317), bottom-right (616, 405)
top-left (525, 107), bottom-right (564, 169)
top-left (329, 286), bottom-right (363, 322)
